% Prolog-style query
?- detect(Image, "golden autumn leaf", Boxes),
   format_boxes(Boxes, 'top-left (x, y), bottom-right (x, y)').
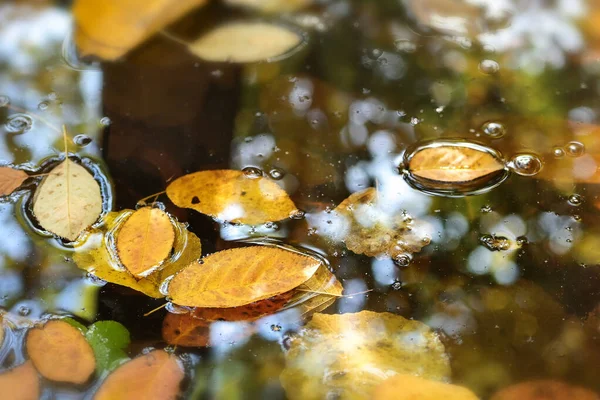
top-left (188, 22), bottom-right (303, 63)
top-left (490, 380), bottom-right (599, 400)
top-left (286, 266), bottom-right (343, 319)
top-left (0, 361), bottom-right (40, 400)
top-left (374, 374), bottom-right (479, 400)
top-left (94, 350), bottom-right (184, 400)
top-left (166, 169), bottom-right (298, 225)
top-left (0, 166), bottom-right (28, 196)
top-left (280, 311), bottom-right (451, 400)
top-left (74, 210), bottom-right (201, 298)
top-left (116, 207), bottom-right (175, 278)
top-left (32, 159), bottom-right (102, 241)
top-left (332, 188), bottom-right (431, 259)
top-left (26, 320), bottom-right (95, 384)
top-left (73, 0), bottom-right (208, 61)
top-left (168, 246), bottom-right (321, 308)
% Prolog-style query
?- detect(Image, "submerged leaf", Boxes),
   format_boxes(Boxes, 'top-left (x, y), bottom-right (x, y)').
top-left (73, 0), bottom-right (208, 60)
top-left (374, 374), bottom-right (479, 400)
top-left (166, 169), bottom-right (298, 225)
top-left (32, 159), bottom-right (102, 241)
top-left (0, 166), bottom-right (28, 196)
top-left (168, 246), bottom-right (321, 308)
top-left (0, 361), bottom-right (39, 400)
top-left (116, 207), bottom-right (175, 278)
top-left (74, 210), bottom-right (201, 298)
top-left (86, 321), bottom-right (131, 373)
top-left (490, 380), bottom-right (599, 400)
top-left (94, 350), bottom-right (184, 400)
top-left (281, 311), bottom-right (451, 400)
top-left (26, 320), bottom-right (95, 384)
top-left (286, 266), bottom-right (343, 319)
top-left (189, 22), bottom-right (302, 63)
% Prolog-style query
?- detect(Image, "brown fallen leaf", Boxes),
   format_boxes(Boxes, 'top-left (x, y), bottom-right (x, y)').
top-left (32, 158), bottom-right (102, 241)
top-left (280, 311), bottom-right (451, 400)
top-left (490, 380), bottom-right (599, 400)
top-left (332, 187), bottom-right (431, 259)
top-left (73, 0), bottom-right (208, 61)
top-left (94, 350), bottom-right (184, 400)
top-left (26, 320), bottom-right (95, 384)
top-left (162, 292), bottom-right (293, 347)
top-left (116, 207), bottom-right (175, 278)
top-left (188, 22), bottom-right (303, 63)
top-left (166, 169), bottom-right (298, 225)
top-left (0, 166), bottom-right (28, 196)
top-left (168, 246), bottom-right (321, 308)
top-left (374, 374), bottom-right (479, 400)
top-left (0, 361), bottom-right (40, 400)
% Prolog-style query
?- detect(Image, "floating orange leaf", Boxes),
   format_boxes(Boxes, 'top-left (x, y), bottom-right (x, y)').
top-left (94, 350), bottom-right (184, 400)
top-left (0, 361), bottom-right (40, 400)
top-left (0, 166), bottom-right (28, 196)
top-left (490, 380), bottom-right (599, 400)
top-left (374, 374), bottom-right (479, 400)
top-left (116, 207), bottom-right (175, 278)
top-left (26, 320), bottom-right (95, 384)
top-left (168, 246), bottom-right (321, 308)
top-left (166, 170), bottom-right (298, 225)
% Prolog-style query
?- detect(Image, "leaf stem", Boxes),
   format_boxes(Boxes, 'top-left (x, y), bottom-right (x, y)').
top-left (143, 303), bottom-right (167, 317)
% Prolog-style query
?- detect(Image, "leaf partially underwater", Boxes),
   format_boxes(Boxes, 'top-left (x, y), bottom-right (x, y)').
top-left (285, 265), bottom-right (343, 319)
top-left (490, 380), bottom-right (599, 400)
top-left (280, 311), bottom-right (451, 400)
top-left (374, 374), bottom-right (479, 400)
top-left (166, 169), bottom-right (298, 225)
top-left (0, 361), bottom-right (40, 400)
top-left (0, 166), bottom-right (28, 196)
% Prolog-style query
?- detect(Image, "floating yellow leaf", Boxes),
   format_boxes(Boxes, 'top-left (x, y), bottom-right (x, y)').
top-left (166, 170), bottom-right (298, 225)
top-left (333, 188), bottom-right (431, 259)
top-left (95, 350), bottom-right (184, 400)
top-left (32, 159), bottom-right (102, 241)
top-left (74, 210), bottom-right (201, 298)
top-left (168, 246), bottom-right (321, 308)
top-left (490, 380), bottom-right (599, 400)
top-left (0, 166), bottom-right (28, 196)
top-left (26, 320), bottom-right (95, 384)
top-left (73, 0), bottom-right (208, 60)
top-left (374, 374), bottom-right (479, 400)
top-left (116, 207), bottom-right (175, 278)
top-left (0, 361), bottom-right (40, 400)
top-left (280, 311), bottom-right (451, 400)
top-left (189, 22), bottom-right (302, 63)
top-left (286, 266), bottom-right (343, 318)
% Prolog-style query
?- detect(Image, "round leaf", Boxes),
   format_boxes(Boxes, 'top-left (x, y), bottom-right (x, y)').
top-left (0, 361), bottom-right (40, 400)
top-left (86, 321), bottom-right (131, 373)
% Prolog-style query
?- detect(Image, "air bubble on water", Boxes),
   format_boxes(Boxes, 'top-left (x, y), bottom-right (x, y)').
top-left (480, 234), bottom-right (511, 251)
top-left (481, 205), bottom-right (493, 213)
top-left (565, 141), bottom-right (585, 157)
top-left (394, 40), bottom-right (417, 53)
top-left (507, 154), bottom-right (543, 176)
top-left (393, 253), bottom-right (412, 267)
top-left (367, 48), bottom-right (383, 60)
top-left (242, 166), bottom-right (263, 178)
top-left (271, 324), bottom-right (282, 332)
top-left (552, 147), bottom-right (565, 158)
top-left (37, 101), bottom-right (49, 111)
top-left (269, 168), bottom-right (285, 180)
top-left (391, 280), bottom-right (403, 290)
top-left (264, 221), bottom-right (279, 230)
top-left (100, 117), bottom-right (111, 126)
top-left (5, 114), bottom-right (33, 133)
top-left (572, 214), bottom-right (582, 222)
top-left (290, 210), bottom-right (305, 220)
top-left (516, 236), bottom-right (528, 246)
top-left (568, 194), bottom-right (583, 206)
top-left (73, 134), bottom-right (92, 147)
top-left (0, 95), bottom-right (9, 107)
top-left (17, 305), bottom-right (31, 316)
top-left (479, 59), bottom-right (500, 74)
top-left (481, 121), bottom-right (506, 139)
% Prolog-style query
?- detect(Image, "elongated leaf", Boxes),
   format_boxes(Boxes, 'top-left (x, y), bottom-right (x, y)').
top-left (0, 166), bottom-right (28, 196)
top-left (166, 169), bottom-right (298, 225)
top-left (116, 207), bottom-right (175, 278)
top-left (286, 266), bottom-right (343, 319)
top-left (32, 159), bottom-right (102, 241)
top-left (94, 350), bottom-right (184, 400)
top-left (86, 321), bottom-right (131, 373)
top-left (26, 320), bottom-right (95, 384)
top-left (0, 361), bottom-right (39, 400)
top-left (490, 380), bottom-right (599, 400)
top-left (168, 246), bottom-right (321, 308)
top-left (374, 374), bottom-right (479, 400)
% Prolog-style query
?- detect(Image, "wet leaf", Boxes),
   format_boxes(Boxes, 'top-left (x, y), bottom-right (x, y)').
top-left (0, 361), bottom-right (40, 400)
top-left (374, 374), bottom-right (479, 400)
top-left (281, 311), bottom-right (451, 400)
top-left (188, 22), bottom-right (302, 63)
top-left (166, 169), bottom-right (298, 225)
top-left (116, 207), bottom-right (175, 278)
top-left (490, 380), bottom-right (599, 400)
top-left (26, 319), bottom-right (95, 384)
top-left (74, 210), bottom-right (201, 298)
top-left (32, 159), bottom-right (102, 241)
top-left (286, 266), bottom-right (343, 319)
top-left (94, 350), bottom-right (184, 400)
top-left (225, 0), bottom-right (312, 13)
top-left (333, 188), bottom-right (431, 258)
top-left (73, 0), bottom-right (208, 60)
top-left (86, 321), bottom-right (131, 373)
top-left (168, 246), bottom-right (321, 308)
top-left (0, 166), bottom-right (28, 196)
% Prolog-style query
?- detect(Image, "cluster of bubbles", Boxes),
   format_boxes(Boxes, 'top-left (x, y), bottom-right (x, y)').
top-left (552, 141), bottom-right (585, 158)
